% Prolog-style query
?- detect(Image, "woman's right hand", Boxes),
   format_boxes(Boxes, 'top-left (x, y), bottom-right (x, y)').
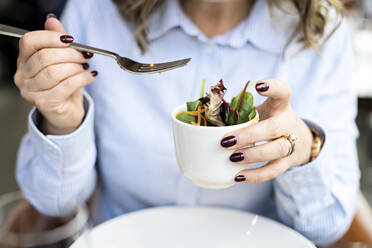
top-left (14, 16), bottom-right (97, 135)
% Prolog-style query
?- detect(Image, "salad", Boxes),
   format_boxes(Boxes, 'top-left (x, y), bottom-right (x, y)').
top-left (176, 79), bottom-right (256, 126)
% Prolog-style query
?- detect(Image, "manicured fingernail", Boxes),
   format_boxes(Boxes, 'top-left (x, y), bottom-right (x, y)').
top-left (82, 52), bottom-right (94, 59)
top-left (60, 35), bottom-right (74, 43)
top-left (234, 175), bottom-right (246, 182)
top-left (256, 82), bottom-right (269, 92)
top-left (91, 71), bottom-right (98, 77)
top-left (220, 136), bottom-right (237, 148)
top-left (230, 152), bottom-right (244, 162)
top-left (82, 63), bottom-right (89, 70)
top-left (47, 13), bottom-right (57, 19)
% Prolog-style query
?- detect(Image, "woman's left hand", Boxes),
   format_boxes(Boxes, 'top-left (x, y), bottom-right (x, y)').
top-left (221, 78), bottom-right (313, 183)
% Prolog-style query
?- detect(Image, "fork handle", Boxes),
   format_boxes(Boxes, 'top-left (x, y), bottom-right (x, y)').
top-left (0, 24), bottom-right (117, 58)
top-left (0, 24), bottom-right (25, 38)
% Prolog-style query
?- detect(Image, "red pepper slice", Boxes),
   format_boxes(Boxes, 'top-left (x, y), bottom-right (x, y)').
top-left (237, 80), bottom-right (250, 113)
top-left (222, 98), bottom-right (238, 121)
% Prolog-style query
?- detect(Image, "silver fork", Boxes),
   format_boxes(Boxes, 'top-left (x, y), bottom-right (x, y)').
top-left (0, 24), bottom-right (191, 74)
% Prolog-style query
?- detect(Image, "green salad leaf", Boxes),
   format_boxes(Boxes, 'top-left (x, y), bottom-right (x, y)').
top-left (237, 92), bottom-right (254, 124)
top-left (225, 104), bottom-right (237, 126)
top-left (176, 79), bottom-right (257, 127)
top-left (176, 112), bottom-right (196, 124)
top-left (248, 107), bottom-right (256, 121)
top-left (186, 100), bottom-right (201, 111)
top-left (225, 82), bottom-right (255, 125)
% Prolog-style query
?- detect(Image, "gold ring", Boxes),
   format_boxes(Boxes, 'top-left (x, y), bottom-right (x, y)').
top-left (282, 132), bottom-right (296, 157)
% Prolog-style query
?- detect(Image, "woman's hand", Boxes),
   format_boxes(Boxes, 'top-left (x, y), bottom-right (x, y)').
top-left (221, 79), bottom-right (313, 183)
top-left (13, 15), bottom-right (97, 135)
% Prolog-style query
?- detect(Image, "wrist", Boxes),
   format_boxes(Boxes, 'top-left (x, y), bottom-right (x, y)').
top-left (39, 101), bottom-right (86, 135)
top-left (298, 119), bottom-right (313, 165)
top-left (41, 118), bottom-right (81, 135)
top-left (39, 108), bottom-right (85, 135)
top-left (302, 119), bottom-right (326, 163)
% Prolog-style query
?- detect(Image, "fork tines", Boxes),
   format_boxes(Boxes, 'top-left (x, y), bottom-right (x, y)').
top-left (138, 58), bottom-right (191, 72)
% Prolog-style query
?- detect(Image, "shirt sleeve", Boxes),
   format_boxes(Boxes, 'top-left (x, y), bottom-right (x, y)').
top-left (16, 0), bottom-right (97, 217)
top-left (273, 20), bottom-right (360, 246)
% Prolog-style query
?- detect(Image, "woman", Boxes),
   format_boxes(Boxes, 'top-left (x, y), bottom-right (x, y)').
top-left (14, 0), bottom-right (359, 245)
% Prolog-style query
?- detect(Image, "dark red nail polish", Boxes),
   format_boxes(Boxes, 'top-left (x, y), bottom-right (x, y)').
top-left (60, 35), bottom-right (74, 43)
top-left (82, 63), bottom-right (89, 70)
top-left (220, 136), bottom-right (237, 148)
top-left (47, 13), bottom-right (57, 19)
top-left (91, 71), bottom-right (98, 77)
top-left (230, 152), bottom-right (244, 162)
top-left (256, 82), bottom-right (269, 92)
top-left (235, 175), bottom-right (246, 182)
top-left (83, 52), bottom-right (94, 59)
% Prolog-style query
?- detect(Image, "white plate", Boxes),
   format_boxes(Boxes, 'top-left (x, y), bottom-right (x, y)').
top-left (71, 206), bottom-right (315, 248)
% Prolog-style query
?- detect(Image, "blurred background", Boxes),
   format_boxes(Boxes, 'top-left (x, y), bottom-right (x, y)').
top-left (0, 0), bottom-right (371, 204)
top-left (0, 0), bottom-right (67, 195)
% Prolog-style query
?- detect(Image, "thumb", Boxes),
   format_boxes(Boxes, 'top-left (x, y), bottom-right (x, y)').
top-left (255, 79), bottom-right (291, 118)
top-left (44, 13), bottom-right (66, 34)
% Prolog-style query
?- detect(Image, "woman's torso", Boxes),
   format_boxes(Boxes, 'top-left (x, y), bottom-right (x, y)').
top-left (64, 0), bottom-right (330, 222)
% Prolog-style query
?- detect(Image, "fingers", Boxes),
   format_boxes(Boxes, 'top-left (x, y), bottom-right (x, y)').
top-left (14, 14), bottom-right (96, 135)
top-left (44, 14), bottom-right (66, 33)
top-left (18, 31), bottom-right (74, 63)
top-left (22, 48), bottom-right (90, 78)
top-left (222, 78), bottom-right (294, 184)
top-left (42, 70), bottom-right (97, 103)
top-left (221, 117), bottom-right (287, 149)
top-left (229, 137), bottom-right (291, 164)
top-left (19, 13), bottom-right (68, 64)
top-left (255, 78), bottom-right (291, 115)
top-left (234, 158), bottom-right (290, 184)
top-left (22, 70), bottom-right (97, 112)
top-left (21, 63), bottom-right (86, 92)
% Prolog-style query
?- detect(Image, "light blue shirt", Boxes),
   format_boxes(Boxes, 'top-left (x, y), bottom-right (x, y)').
top-left (16, 0), bottom-right (360, 245)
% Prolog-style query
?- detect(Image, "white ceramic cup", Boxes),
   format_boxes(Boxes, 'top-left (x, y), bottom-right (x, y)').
top-left (172, 104), bottom-right (259, 189)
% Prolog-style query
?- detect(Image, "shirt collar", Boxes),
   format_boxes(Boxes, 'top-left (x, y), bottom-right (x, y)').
top-left (148, 0), bottom-right (301, 54)
top-left (147, 0), bottom-right (184, 41)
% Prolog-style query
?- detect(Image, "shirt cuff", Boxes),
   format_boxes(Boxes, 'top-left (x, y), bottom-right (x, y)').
top-left (275, 145), bottom-right (335, 216)
top-left (27, 92), bottom-right (95, 167)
